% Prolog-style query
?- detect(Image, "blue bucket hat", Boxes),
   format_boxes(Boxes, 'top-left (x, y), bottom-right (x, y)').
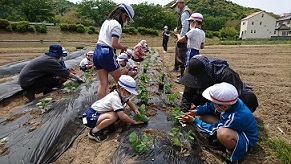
top-left (45, 44), bottom-right (66, 58)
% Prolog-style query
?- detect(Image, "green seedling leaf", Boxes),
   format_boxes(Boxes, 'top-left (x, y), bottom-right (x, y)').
top-left (36, 102), bottom-right (42, 106)
top-left (129, 132), bottom-right (138, 142)
top-left (44, 98), bottom-right (52, 103)
top-left (173, 137), bottom-right (182, 147)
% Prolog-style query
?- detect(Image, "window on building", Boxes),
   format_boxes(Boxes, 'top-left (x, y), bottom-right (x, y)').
top-left (262, 14), bottom-right (264, 17)
top-left (274, 31), bottom-right (276, 34)
top-left (254, 30), bottom-right (256, 33)
top-left (287, 21), bottom-right (290, 24)
top-left (251, 30), bottom-right (253, 33)
top-left (243, 22), bottom-right (245, 25)
top-left (282, 31), bottom-right (287, 36)
top-left (289, 31), bottom-right (291, 34)
top-left (260, 22), bottom-right (262, 25)
top-left (252, 22), bottom-right (254, 25)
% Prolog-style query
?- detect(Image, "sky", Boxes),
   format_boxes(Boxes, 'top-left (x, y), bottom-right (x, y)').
top-left (67, 0), bottom-right (291, 15)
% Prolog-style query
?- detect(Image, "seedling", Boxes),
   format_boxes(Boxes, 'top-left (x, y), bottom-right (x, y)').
top-left (158, 71), bottom-right (166, 84)
top-left (63, 83), bottom-right (80, 93)
top-left (164, 82), bottom-right (173, 91)
top-left (167, 127), bottom-right (195, 153)
top-left (138, 73), bottom-right (149, 82)
top-left (137, 91), bottom-right (149, 104)
top-left (143, 62), bottom-right (149, 70)
top-left (172, 107), bottom-right (184, 123)
top-left (36, 98), bottom-right (53, 112)
top-left (85, 66), bottom-right (95, 79)
top-left (166, 93), bottom-right (178, 106)
top-left (129, 132), bottom-right (155, 152)
top-left (134, 104), bottom-right (149, 122)
top-left (137, 81), bottom-right (147, 92)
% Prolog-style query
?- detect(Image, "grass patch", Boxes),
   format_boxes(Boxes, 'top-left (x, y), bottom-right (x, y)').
top-left (265, 137), bottom-right (291, 164)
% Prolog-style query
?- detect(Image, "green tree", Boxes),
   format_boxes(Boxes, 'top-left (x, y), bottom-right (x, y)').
top-left (77, 0), bottom-right (116, 26)
top-left (218, 27), bottom-right (239, 40)
top-left (21, 0), bottom-right (55, 22)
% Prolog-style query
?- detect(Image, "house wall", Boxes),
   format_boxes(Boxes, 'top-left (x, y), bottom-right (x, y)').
top-left (240, 12), bottom-right (276, 39)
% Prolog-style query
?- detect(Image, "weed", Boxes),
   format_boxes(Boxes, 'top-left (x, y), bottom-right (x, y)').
top-left (129, 132), bottom-right (155, 152)
top-left (265, 137), bottom-right (291, 163)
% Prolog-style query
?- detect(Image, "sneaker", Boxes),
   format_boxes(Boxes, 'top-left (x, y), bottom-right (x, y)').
top-left (103, 124), bottom-right (117, 135)
top-left (170, 68), bottom-right (179, 72)
top-left (174, 78), bottom-right (181, 84)
top-left (23, 91), bottom-right (35, 101)
top-left (88, 129), bottom-right (109, 142)
top-left (223, 151), bottom-right (238, 164)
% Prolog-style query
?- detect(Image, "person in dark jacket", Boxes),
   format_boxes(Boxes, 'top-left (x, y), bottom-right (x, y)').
top-left (18, 44), bottom-right (84, 101)
top-left (179, 55), bottom-right (258, 113)
top-left (162, 25), bottom-right (170, 53)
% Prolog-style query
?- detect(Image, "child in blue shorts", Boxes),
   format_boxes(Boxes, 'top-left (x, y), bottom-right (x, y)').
top-left (179, 82), bottom-right (258, 164)
top-left (82, 75), bottom-right (144, 142)
top-left (93, 3), bottom-right (134, 99)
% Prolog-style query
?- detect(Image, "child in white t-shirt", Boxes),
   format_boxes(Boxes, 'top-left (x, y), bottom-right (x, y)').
top-left (82, 75), bottom-right (144, 142)
top-left (79, 51), bottom-right (94, 72)
top-left (125, 49), bottom-right (137, 70)
top-left (117, 53), bottom-right (137, 77)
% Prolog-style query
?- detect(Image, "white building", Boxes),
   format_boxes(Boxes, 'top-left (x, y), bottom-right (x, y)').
top-left (239, 11), bottom-right (276, 40)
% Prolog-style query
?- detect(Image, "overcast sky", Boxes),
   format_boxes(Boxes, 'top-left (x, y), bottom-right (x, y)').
top-left (68, 0), bottom-right (291, 15)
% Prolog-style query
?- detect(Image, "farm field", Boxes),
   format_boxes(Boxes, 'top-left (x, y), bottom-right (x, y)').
top-left (0, 31), bottom-right (290, 163)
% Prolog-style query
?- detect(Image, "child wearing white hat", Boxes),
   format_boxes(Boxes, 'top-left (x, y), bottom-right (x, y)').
top-left (92, 3), bottom-right (135, 99)
top-left (82, 75), bottom-right (144, 142)
top-left (132, 40), bottom-right (148, 62)
top-left (79, 50), bottom-right (94, 72)
top-left (179, 82), bottom-right (258, 164)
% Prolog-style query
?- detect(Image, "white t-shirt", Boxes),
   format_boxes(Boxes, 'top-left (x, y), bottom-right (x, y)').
top-left (79, 57), bottom-right (91, 67)
top-left (128, 58), bottom-right (136, 67)
top-left (91, 90), bottom-right (125, 113)
top-left (185, 28), bottom-right (205, 50)
top-left (97, 19), bottom-right (122, 47)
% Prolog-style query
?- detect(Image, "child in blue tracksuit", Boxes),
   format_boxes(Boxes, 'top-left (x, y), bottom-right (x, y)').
top-left (180, 82), bottom-right (258, 164)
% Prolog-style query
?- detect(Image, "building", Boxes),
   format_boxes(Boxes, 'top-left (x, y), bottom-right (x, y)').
top-left (239, 11), bottom-right (276, 40)
top-left (274, 14), bottom-right (291, 38)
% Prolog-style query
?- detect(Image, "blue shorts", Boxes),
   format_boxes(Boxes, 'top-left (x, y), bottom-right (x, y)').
top-left (185, 48), bottom-right (200, 67)
top-left (93, 45), bottom-right (119, 72)
top-left (231, 131), bottom-right (254, 161)
top-left (82, 107), bottom-right (100, 128)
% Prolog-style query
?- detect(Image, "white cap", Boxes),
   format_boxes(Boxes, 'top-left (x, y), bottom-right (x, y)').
top-left (186, 13), bottom-right (203, 22)
top-left (139, 40), bottom-right (147, 47)
top-left (125, 49), bottom-right (133, 57)
top-left (86, 50), bottom-right (94, 56)
top-left (170, 0), bottom-right (184, 8)
top-left (117, 53), bottom-right (128, 61)
top-left (119, 3), bottom-right (134, 22)
top-left (62, 47), bottom-right (68, 56)
top-left (164, 26), bottom-right (168, 29)
top-left (202, 82), bottom-right (238, 105)
top-left (118, 75), bottom-right (138, 95)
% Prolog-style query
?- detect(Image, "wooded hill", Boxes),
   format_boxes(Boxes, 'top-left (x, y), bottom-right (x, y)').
top-left (0, 0), bottom-right (279, 32)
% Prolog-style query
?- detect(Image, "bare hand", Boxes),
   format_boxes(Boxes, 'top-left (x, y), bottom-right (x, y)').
top-left (121, 45), bottom-right (128, 52)
top-left (133, 120), bottom-right (144, 125)
top-left (135, 110), bottom-right (140, 115)
top-left (178, 114), bottom-right (194, 123)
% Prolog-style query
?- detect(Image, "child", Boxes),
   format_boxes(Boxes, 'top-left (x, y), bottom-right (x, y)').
top-left (125, 49), bottom-right (137, 69)
top-left (82, 75), bottom-right (144, 142)
top-left (117, 53), bottom-right (137, 77)
top-left (79, 50), bottom-right (94, 72)
top-left (132, 40), bottom-right (147, 62)
top-left (93, 3), bottom-right (134, 99)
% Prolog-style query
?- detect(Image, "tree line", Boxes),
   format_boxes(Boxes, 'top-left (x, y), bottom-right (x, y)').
top-left (0, 0), bottom-right (278, 39)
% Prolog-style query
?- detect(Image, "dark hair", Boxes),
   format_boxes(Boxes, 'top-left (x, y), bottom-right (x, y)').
top-left (197, 21), bottom-right (202, 25)
top-left (107, 6), bottom-right (127, 27)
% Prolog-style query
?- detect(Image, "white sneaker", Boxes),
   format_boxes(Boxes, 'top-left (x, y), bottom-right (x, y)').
top-left (163, 51), bottom-right (167, 54)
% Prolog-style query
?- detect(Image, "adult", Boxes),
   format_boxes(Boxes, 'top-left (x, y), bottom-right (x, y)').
top-left (179, 55), bottom-right (258, 113)
top-left (180, 82), bottom-right (258, 164)
top-left (170, 0), bottom-right (192, 81)
top-left (174, 13), bottom-right (205, 75)
top-left (93, 3), bottom-right (134, 99)
top-left (162, 25), bottom-right (170, 53)
top-left (18, 44), bottom-right (83, 101)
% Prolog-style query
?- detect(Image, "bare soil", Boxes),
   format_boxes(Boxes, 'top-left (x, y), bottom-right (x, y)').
top-left (0, 29), bottom-right (290, 163)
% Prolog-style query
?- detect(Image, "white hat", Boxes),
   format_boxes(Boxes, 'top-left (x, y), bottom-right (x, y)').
top-left (119, 3), bottom-right (134, 22)
top-left (139, 40), bottom-right (147, 47)
top-left (118, 75), bottom-right (138, 95)
top-left (202, 82), bottom-right (238, 105)
top-left (117, 53), bottom-right (128, 61)
top-left (164, 26), bottom-right (168, 29)
top-left (186, 13), bottom-right (203, 22)
top-left (125, 49), bottom-right (133, 57)
top-left (62, 47), bottom-right (68, 56)
top-left (170, 0), bottom-right (184, 8)
top-left (86, 50), bottom-right (94, 56)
